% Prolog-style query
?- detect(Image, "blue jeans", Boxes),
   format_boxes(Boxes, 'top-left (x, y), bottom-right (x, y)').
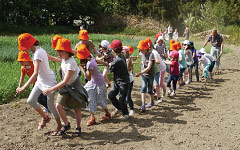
top-left (108, 83), bottom-right (129, 115)
top-left (210, 47), bottom-right (220, 68)
top-left (141, 76), bottom-right (154, 94)
top-left (126, 81), bottom-right (134, 110)
top-left (190, 61), bottom-right (199, 82)
top-left (167, 74), bottom-right (179, 90)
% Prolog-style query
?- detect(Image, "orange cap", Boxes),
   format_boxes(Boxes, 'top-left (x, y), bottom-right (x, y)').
top-left (17, 51), bottom-right (31, 62)
top-left (175, 41), bottom-right (181, 50)
top-left (54, 38), bottom-right (73, 53)
top-left (52, 35), bottom-right (63, 49)
top-left (137, 40), bottom-right (149, 50)
top-left (155, 33), bottom-right (160, 39)
top-left (145, 38), bottom-right (152, 46)
top-left (18, 33), bottom-right (37, 51)
top-left (78, 30), bottom-right (89, 40)
top-left (76, 44), bottom-right (90, 59)
top-left (128, 46), bottom-right (134, 55)
top-left (169, 39), bottom-right (176, 51)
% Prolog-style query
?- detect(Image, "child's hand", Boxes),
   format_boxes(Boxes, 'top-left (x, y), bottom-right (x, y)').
top-left (135, 72), bottom-right (142, 77)
top-left (42, 88), bottom-right (53, 96)
top-left (16, 87), bottom-right (25, 94)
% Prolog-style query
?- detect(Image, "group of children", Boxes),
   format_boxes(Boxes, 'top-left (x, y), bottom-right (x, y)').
top-left (16, 29), bottom-right (217, 136)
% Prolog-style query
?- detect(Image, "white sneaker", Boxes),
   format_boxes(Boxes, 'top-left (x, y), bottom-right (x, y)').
top-left (129, 110), bottom-right (135, 116)
top-left (185, 80), bottom-right (190, 85)
top-left (123, 115), bottom-right (129, 119)
top-left (170, 92), bottom-right (176, 96)
top-left (111, 109), bottom-right (120, 118)
top-left (157, 98), bottom-right (163, 103)
top-left (168, 89), bottom-right (172, 95)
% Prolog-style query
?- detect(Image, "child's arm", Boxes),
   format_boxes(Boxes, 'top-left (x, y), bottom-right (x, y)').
top-left (47, 54), bottom-right (62, 63)
top-left (42, 70), bottom-right (73, 95)
top-left (163, 60), bottom-right (172, 65)
top-left (18, 75), bottom-right (25, 88)
top-left (16, 60), bottom-right (40, 94)
top-left (79, 66), bottom-right (92, 81)
top-left (155, 56), bottom-right (160, 64)
top-left (95, 56), bottom-right (109, 66)
top-left (93, 47), bottom-right (101, 57)
top-left (135, 60), bottom-right (154, 77)
top-left (130, 56), bottom-right (139, 61)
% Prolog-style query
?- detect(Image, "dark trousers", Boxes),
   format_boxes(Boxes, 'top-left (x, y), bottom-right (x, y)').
top-left (190, 61), bottom-right (199, 82)
top-left (37, 93), bottom-right (48, 108)
top-left (167, 74), bottom-right (179, 90)
top-left (126, 81), bottom-right (134, 110)
top-left (108, 83), bottom-right (129, 115)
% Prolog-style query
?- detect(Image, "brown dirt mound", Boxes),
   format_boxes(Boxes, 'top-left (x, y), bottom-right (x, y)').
top-left (0, 44), bottom-right (240, 149)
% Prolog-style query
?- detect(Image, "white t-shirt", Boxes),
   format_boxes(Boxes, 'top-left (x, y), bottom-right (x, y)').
top-left (152, 49), bottom-right (166, 72)
top-left (173, 32), bottom-right (178, 41)
top-left (61, 56), bottom-right (80, 85)
top-left (168, 26), bottom-right (173, 33)
top-left (200, 55), bottom-right (211, 67)
top-left (204, 54), bottom-right (214, 61)
top-left (33, 47), bottom-right (57, 90)
top-left (185, 49), bottom-right (194, 66)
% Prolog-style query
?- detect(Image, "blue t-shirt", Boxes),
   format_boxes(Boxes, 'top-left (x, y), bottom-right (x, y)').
top-left (178, 50), bottom-right (187, 69)
top-left (191, 48), bottom-right (198, 62)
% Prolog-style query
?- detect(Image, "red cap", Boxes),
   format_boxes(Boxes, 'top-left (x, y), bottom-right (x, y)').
top-left (108, 40), bottom-right (122, 49)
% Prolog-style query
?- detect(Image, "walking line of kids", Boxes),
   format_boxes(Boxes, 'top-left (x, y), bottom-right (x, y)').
top-left (16, 27), bottom-right (223, 136)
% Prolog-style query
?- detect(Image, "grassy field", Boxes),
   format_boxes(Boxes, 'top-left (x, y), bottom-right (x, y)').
top-left (0, 33), bottom-right (232, 104)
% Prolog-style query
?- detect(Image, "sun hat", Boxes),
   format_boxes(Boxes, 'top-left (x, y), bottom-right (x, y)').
top-left (156, 36), bottom-right (164, 43)
top-left (54, 38), bottom-right (73, 53)
top-left (189, 41), bottom-right (194, 48)
top-left (76, 44), bottom-right (91, 59)
top-left (200, 48), bottom-right (206, 54)
top-left (175, 41), bottom-right (181, 50)
top-left (17, 51), bottom-right (31, 62)
top-left (122, 46), bottom-right (130, 53)
top-left (171, 50), bottom-right (179, 58)
top-left (196, 51), bottom-right (202, 57)
top-left (108, 39), bottom-right (122, 49)
top-left (18, 33), bottom-right (37, 51)
top-left (155, 33), bottom-right (161, 39)
top-left (182, 40), bottom-right (190, 45)
top-left (169, 39), bottom-right (175, 50)
top-left (145, 38), bottom-right (152, 46)
top-left (101, 40), bottom-right (110, 48)
top-left (170, 43), bottom-right (178, 51)
top-left (78, 30), bottom-right (89, 40)
top-left (52, 35), bottom-right (63, 49)
top-left (137, 40), bottom-right (149, 50)
top-left (128, 46), bottom-right (134, 55)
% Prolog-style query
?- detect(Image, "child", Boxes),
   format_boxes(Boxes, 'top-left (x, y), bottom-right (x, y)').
top-left (189, 41), bottom-right (199, 82)
top-left (76, 44), bottom-right (111, 125)
top-left (196, 51), bottom-right (211, 79)
top-left (183, 40), bottom-right (194, 84)
top-left (43, 37), bottom-right (88, 136)
top-left (146, 38), bottom-right (166, 101)
top-left (97, 40), bottom-right (114, 88)
top-left (17, 51), bottom-right (50, 113)
top-left (122, 46), bottom-right (135, 116)
top-left (135, 40), bottom-right (155, 112)
top-left (16, 33), bottom-right (61, 134)
top-left (74, 30), bottom-right (101, 57)
top-left (108, 40), bottom-right (130, 118)
top-left (164, 48), bottom-right (179, 96)
top-left (200, 48), bottom-right (215, 80)
top-left (176, 42), bottom-right (187, 88)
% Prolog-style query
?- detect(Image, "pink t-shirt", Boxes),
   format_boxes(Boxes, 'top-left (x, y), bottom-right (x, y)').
top-left (170, 60), bottom-right (179, 76)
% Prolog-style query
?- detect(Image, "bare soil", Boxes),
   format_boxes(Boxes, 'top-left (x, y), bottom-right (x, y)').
top-left (1, 44), bottom-right (240, 150)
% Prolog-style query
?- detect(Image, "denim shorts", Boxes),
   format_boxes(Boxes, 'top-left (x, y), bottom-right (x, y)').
top-left (209, 61), bottom-right (215, 72)
top-left (154, 72), bottom-right (160, 85)
top-left (179, 67), bottom-right (186, 79)
top-left (141, 76), bottom-right (154, 94)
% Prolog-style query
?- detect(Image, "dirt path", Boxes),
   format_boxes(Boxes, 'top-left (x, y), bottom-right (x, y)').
top-left (0, 44), bottom-right (240, 150)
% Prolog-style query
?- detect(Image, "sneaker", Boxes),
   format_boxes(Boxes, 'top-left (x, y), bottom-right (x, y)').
top-left (145, 101), bottom-right (154, 108)
top-left (185, 80), bottom-right (190, 85)
top-left (170, 91), bottom-right (176, 96)
top-left (123, 115), bottom-right (129, 119)
top-left (157, 98), bottom-right (162, 103)
top-left (168, 89), bottom-right (172, 96)
top-left (139, 105), bottom-right (146, 112)
top-left (129, 110), bottom-right (135, 116)
top-left (111, 109), bottom-right (120, 118)
top-left (42, 107), bottom-right (51, 113)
